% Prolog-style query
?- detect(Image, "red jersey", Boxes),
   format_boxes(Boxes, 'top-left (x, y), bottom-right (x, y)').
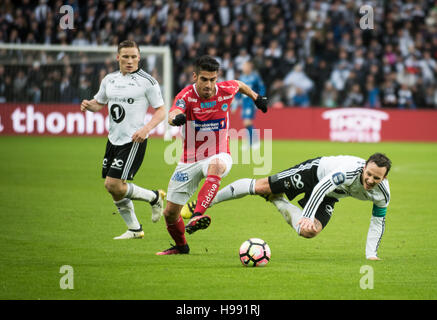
top-left (170, 80), bottom-right (240, 163)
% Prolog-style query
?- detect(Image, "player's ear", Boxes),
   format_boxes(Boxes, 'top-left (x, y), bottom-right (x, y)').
top-left (192, 72), bottom-right (197, 82)
top-left (116, 54), bottom-right (120, 62)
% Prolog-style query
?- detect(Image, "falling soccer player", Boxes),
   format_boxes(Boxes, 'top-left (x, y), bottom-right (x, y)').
top-left (183, 153), bottom-right (391, 260)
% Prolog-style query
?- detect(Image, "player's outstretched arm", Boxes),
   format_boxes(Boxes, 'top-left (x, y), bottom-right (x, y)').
top-left (80, 99), bottom-right (105, 112)
top-left (365, 210), bottom-right (386, 261)
top-left (236, 80), bottom-right (268, 113)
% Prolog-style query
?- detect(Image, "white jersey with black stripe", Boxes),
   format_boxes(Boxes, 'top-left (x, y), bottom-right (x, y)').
top-left (301, 155), bottom-right (390, 220)
top-left (94, 69), bottom-right (164, 145)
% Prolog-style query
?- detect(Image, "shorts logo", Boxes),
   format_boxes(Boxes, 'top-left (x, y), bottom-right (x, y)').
top-left (325, 204), bottom-right (334, 216)
top-left (332, 172), bottom-right (346, 186)
top-left (111, 158), bottom-right (124, 169)
top-left (291, 174), bottom-right (304, 189)
top-left (284, 180), bottom-right (291, 189)
top-left (172, 171), bottom-right (189, 182)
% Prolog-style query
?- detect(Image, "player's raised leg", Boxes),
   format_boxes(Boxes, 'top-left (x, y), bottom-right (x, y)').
top-left (125, 182), bottom-right (166, 223)
top-left (185, 155), bottom-right (230, 234)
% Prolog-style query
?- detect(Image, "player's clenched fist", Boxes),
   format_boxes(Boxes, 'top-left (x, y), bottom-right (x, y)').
top-left (254, 95), bottom-right (268, 113)
top-left (80, 100), bottom-right (91, 112)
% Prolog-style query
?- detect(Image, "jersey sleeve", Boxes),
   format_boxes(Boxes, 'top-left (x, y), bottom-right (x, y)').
top-left (365, 215), bottom-right (385, 259)
top-left (366, 180), bottom-right (390, 258)
top-left (94, 76), bottom-right (108, 104)
top-left (146, 83), bottom-right (165, 109)
top-left (301, 170), bottom-right (349, 221)
top-left (170, 85), bottom-right (191, 113)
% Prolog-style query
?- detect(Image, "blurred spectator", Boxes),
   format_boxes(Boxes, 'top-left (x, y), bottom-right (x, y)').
top-left (381, 79), bottom-right (398, 108)
top-left (13, 70), bottom-right (27, 102)
top-left (59, 76), bottom-right (77, 103)
top-left (292, 87), bottom-right (310, 107)
top-left (398, 84), bottom-right (416, 109)
top-left (283, 64), bottom-right (314, 105)
top-left (364, 77), bottom-right (381, 109)
top-left (321, 82), bottom-right (338, 108)
top-left (342, 83), bottom-right (364, 108)
top-left (0, 65), bottom-right (6, 103)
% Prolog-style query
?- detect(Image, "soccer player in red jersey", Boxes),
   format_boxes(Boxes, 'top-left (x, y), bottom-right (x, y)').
top-left (157, 55), bottom-right (268, 255)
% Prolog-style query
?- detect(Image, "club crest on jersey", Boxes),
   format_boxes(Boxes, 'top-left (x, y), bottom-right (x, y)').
top-left (332, 172), bottom-right (346, 185)
top-left (176, 99), bottom-right (186, 110)
top-left (221, 103), bottom-right (228, 111)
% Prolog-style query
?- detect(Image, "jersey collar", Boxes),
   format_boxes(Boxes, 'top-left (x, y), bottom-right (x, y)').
top-left (193, 83), bottom-right (219, 100)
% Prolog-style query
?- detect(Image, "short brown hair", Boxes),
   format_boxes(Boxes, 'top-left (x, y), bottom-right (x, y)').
top-left (366, 153), bottom-right (392, 176)
top-left (118, 40), bottom-right (140, 53)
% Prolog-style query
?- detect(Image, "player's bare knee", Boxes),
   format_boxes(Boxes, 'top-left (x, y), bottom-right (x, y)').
top-left (104, 179), bottom-right (124, 197)
top-left (254, 178), bottom-right (271, 195)
top-left (207, 159), bottom-right (226, 176)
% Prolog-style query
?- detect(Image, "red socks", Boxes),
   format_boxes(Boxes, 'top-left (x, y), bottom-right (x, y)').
top-left (165, 215), bottom-right (186, 246)
top-left (194, 175), bottom-right (221, 214)
top-left (165, 174), bottom-right (221, 246)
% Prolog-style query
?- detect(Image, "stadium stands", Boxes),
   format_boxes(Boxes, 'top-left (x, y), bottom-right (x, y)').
top-left (0, 0), bottom-right (436, 108)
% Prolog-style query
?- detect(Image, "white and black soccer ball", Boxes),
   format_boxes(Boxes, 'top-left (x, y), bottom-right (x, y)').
top-left (239, 238), bottom-right (271, 267)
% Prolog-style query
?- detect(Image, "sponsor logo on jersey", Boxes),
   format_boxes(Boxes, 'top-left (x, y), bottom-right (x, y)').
top-left (194, 118), bottom-right (226, 131)
top-left (200, 101), bottom-right (216, 109)
top-left (110, 104), bottom-right (125, 123)
top-left (109, 97), bottom-right (134, 104)
top-left (172, 171), bottom-right (189, 182)
top-left (188, 97), bottom-right (197, 103)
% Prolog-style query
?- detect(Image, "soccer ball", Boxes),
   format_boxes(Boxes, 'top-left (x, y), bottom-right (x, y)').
top-left (239, 238), bottom-right (271, 267)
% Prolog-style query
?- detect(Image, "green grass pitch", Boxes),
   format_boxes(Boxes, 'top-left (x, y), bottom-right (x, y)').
top-left (0, 136), bottom-right (436, 300)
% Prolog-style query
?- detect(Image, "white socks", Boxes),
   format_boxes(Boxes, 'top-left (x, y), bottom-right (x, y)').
top-left (211, 178), bottom-right (302, 234)
top-left (211, 178), bottom-right (255, 206)
top-left (271, 196), bottom-right (302, 233)
top-left (114, 198), bottom-right (141, 231)
top-left (125, 183), bottom-right (157, 202)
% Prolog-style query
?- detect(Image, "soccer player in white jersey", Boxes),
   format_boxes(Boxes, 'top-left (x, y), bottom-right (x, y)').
top-left (80, 40), bottom-right (167, 239)
top-left (183, 153), bottom-right (391, 260)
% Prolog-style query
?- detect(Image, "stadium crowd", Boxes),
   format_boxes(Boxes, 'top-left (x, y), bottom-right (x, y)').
top-left (0, 0), bottom-right (437, 109)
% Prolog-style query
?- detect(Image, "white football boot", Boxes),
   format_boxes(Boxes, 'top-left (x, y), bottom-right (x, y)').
top-left (151, 189), bottom-right (166, 223)
top-left (113, 229), bottom-right (144, 240)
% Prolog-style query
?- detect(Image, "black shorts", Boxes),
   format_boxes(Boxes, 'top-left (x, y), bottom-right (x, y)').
top-left (268, 157), bottom-right (338, 228)
top-left (102, 139), bottom-right (147, 181)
